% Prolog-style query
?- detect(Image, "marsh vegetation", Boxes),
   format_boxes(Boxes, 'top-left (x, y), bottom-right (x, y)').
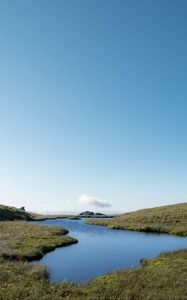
top-left (1, 249), bottom-right (187, 299)
top-left (0, 221), bottom-right (77, 260)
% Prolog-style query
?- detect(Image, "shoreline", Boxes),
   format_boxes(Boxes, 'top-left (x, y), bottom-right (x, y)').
top-left (85, 219), bottom-right (187, 237)
top-left (1, 202), bottom-right (187, 299)
top-left (0, 221), bottom-right (78, 262)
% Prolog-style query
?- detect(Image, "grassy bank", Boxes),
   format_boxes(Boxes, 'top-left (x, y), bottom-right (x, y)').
top-left (0, 205), bottom-right (35, 221)
top-left (86, 202), bottom-right (187, 236)
top-left (1, 249), bottom-right (187, 299)
top-left (1, 203), bottom-right (187, 299)
top-left (0, 221), bottom-right (78, 260)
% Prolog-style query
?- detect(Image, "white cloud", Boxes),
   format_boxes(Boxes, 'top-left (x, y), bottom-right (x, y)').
top-left (78, 194), bottom-right (111, 208)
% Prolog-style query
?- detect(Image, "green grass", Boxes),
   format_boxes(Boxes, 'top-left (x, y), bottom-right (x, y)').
top-left (1, 249), bottom-right (187, 299)
top-left (67, 216), bottom-right (81, 220)
top-left (0, 205), bottom-right (35, 221)
top-left (1, 203), bottom-right (187, 299)
top-left (86, 202), bottom-right (187, 236)
top-left (0, 221), bottom-right (78, 260)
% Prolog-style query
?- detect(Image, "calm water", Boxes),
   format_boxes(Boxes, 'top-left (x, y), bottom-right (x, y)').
top-left (33, 219), bottom-right (187, 283)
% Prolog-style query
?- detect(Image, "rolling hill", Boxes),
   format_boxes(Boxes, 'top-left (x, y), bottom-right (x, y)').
top-left (86, 202), bottom-right (187, 236)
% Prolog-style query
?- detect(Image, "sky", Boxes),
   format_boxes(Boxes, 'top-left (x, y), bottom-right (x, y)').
top-left (0, 0), bottom-right (187, 213)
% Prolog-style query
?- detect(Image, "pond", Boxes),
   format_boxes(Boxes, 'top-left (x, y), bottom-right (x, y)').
top-left (33, 218), bottom-right (187, 283)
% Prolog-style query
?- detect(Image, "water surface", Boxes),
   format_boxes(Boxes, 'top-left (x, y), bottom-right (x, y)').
top-left (33, 219), bottom-right (187, 283)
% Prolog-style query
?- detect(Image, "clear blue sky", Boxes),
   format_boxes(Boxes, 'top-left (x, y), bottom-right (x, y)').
top-left (0, 0), bottom-right (187, 213)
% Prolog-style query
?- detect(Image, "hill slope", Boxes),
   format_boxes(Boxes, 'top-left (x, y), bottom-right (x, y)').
top-left (0, 204), bottom-right (35, 221)
top-left (0, 204), bottom-right (79, 221)
top-left (86, 202), bottom-right (187, 236)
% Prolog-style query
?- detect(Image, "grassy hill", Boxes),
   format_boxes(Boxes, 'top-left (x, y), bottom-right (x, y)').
top-left (0, 202), bottom-right (187, 299)
top-left (0, 218), bottom-right (187, 299)
top-left (0, 204), bottom-right (36, 221)
top-left (0, 204), bottom-right (79, 221)
top-left (86, 202), bottom-right (187, 236)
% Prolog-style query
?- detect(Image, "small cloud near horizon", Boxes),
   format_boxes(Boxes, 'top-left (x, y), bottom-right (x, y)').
top-left (78, 194), bottom-right (111, 208)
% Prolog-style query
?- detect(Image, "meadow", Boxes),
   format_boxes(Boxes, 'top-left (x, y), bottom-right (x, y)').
top-left (86, 202), bottom-right (187, 236)
top-left (0, 248), bottom-right (187, 299)
top-left (0, 221), bottom-right (77, 260)
top-left (0, 203), bottom-right (187, 299)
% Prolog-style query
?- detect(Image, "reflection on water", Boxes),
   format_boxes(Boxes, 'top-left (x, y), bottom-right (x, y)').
top-left (33, 218), bottom-right (187, 283)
